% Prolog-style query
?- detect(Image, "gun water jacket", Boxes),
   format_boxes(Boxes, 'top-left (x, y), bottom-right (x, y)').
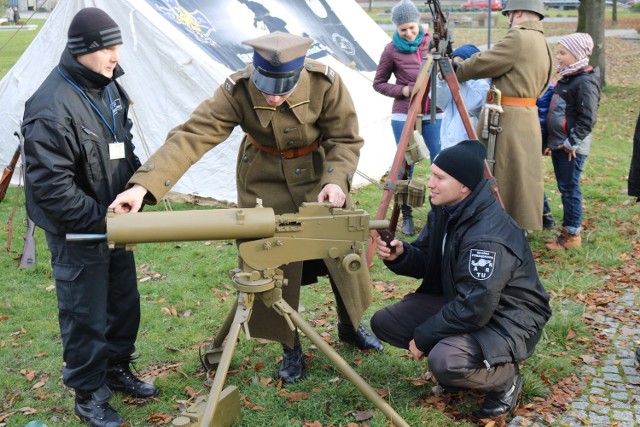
top-left (384, 179), bottom-right (552, 366)
top-left (128, 59), bottom-right (370, 347)
top-left (23, 48), bottom-right (141, 235)
top-left (455, 20), bottom-right (553, 231)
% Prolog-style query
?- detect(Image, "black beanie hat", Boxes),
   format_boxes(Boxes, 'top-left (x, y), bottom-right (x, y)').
top-left (67, 7), bottom-right (122, 55)
top-left (433, 139), bottom-right (486, 190)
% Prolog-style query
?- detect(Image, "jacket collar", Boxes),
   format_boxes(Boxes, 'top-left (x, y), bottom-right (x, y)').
top-left (249, 66), bottom-right (311, 128)
top-left (59, 47), bottom-right (124, 91)
top-left (434, 178), bottom-right (495, 225)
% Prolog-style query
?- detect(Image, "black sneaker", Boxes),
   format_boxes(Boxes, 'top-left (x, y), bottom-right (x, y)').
top-left (75, 385), bottom-right (124, 427)
top-left (106, 356), bottom-right (159, 398)
top-left (337, 321), bottom-right (383, 351)
top-left (478, 374), bottom-right (523, 418)
top-left (278, 345), bottom-right (304, 384)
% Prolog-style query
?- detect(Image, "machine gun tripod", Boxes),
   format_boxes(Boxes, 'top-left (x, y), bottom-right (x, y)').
top-left (366, 0), bottom-right (504, 265)
top-left (69, 203), bottom-right (409, 427)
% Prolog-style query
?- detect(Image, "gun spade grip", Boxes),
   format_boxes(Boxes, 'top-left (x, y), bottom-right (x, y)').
top-left (377, 230), bottom-right (396, 254)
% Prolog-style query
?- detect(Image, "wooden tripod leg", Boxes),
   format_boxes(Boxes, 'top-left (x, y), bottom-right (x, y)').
top-left (273, 298), bottom-right (411, 427)
top-left (366, 56), bottom-right (435, 266)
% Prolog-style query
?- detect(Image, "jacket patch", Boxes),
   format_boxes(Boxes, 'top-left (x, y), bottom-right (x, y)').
top-left (468, 249), bottom-right (495, 281)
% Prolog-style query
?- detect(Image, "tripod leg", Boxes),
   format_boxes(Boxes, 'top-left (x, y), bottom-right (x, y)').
top-left (201, 299), bottom-right (238, 370)
top-left (273, 298), bottom-right (411, 427)
top-left (199, 291), bottom-right (255, 427)
top-left (200, 321), bottom-right (243, 427)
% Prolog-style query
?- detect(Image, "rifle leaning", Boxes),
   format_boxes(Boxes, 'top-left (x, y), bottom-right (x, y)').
top-left (18, 216), bottom-right (37, 269)
top-left (0, 144), bottom-right (20, 204)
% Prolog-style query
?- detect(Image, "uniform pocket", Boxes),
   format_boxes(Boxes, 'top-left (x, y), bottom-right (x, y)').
top-left (52, 262), bottom-right (86, 314)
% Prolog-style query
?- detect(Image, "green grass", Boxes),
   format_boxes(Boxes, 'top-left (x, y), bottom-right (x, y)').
top-left (1, 10), bottom-right (640, 427)
top-left (0, 19), bottom-right (44, 77)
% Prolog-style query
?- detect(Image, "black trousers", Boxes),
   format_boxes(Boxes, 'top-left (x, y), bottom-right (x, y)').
top-left (371, 292), bottom-right (515, 394)
top-left (45, 232), bottom-right (140, 391)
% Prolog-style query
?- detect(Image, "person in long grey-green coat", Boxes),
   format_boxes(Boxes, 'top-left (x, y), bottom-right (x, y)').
top-left (109, 32), bottom-right (382, 384)
top-left (455, 0), bottom-right (553, 231)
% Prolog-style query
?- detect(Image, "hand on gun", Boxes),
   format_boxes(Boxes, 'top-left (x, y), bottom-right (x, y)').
top-left (109, 184), bottom-right (147, 213)
top-left (375, 232), bottom-right (403, 261)
top-left (317, 183), bottom-right (346, 208)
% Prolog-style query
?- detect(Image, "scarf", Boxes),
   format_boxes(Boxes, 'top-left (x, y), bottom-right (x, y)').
top-left (392, 30), bottom-right (425, 54)
top-left (557, 58), bottom-right (589, 76)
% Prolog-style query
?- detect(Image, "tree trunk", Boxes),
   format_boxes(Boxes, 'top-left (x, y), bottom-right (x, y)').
top-left (577, 0), bottom-right (606, 88)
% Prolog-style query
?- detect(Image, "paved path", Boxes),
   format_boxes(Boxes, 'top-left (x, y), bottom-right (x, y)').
top-left (510, 289), bottom-right (640, 426)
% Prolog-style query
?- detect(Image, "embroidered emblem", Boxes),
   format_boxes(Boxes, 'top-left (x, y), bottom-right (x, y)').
top-left (270, 52), bottom-right (282, 67)
top-left (111, 98), bottom-right (123, 116)
top-left (468, 249), bottom-right (495, 281)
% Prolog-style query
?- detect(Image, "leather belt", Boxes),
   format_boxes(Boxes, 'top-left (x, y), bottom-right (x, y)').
top-left (500, 96), bottom-right (537, 107)
top-left (246, 134), bottom-right (321, 159)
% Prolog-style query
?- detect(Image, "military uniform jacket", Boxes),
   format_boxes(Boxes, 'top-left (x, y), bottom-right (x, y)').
top-left (129, 59), bottom-right (371, 345)
top-left (456, 20), bottom-right (553, 230)
top-left (385, 179), bottom-right (552, 366)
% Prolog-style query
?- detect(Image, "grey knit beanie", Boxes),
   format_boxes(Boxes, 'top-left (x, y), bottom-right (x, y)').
top-left (391, 0), bottom-right (421, 26)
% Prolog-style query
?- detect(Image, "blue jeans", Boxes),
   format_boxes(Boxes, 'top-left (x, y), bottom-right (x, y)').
top-left (391, 118), bottom-right (442, 179)
top-left (551, 151), bottom-right (587, 235)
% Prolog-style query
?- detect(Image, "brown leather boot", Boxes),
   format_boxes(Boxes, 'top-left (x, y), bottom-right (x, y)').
top-left (545, 227), bottom-right (581, 250)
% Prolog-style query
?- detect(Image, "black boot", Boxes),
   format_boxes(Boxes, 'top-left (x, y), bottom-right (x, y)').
top-left (478, 374), bottom-right (523, 418)
top-left (106, 355), bottom-right (159, 398)
top-left (278, 344), bottom-right (304, 384)
top-left (75, 385), bottom-right (124, 427)
top-left (337, 320), bottom-right (383, 351)
top-left (542, 212), bottom-right (556, 230)
top-left (635, 347), bottom-right (640, 364)
top-left (401, 205), bottom-right (415, 236)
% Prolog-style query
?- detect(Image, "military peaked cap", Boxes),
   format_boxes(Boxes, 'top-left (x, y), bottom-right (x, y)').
top-left (242, 31), bottom-right (313, 95)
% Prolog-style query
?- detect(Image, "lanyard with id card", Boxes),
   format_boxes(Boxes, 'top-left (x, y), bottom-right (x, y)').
top-left (58, 66), bottom-right (126, 160)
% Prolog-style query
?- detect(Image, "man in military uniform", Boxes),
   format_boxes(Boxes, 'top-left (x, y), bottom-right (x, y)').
top-left (110, 31), bottom-right (382, 383)
top-left (454, 0), bottom-right (553, 231)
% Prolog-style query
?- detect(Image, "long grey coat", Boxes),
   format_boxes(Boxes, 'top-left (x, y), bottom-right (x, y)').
top-left (456, 20), bottom-right (553, 230)
top-left (129, 59), bottom-right (371, 347)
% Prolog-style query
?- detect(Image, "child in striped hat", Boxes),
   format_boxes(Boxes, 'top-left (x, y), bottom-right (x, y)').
top-left (544, 32), bottom-right (601, 250)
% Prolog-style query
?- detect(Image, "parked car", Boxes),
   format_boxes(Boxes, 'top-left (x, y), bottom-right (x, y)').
top-left (543, 0), bottom-right (580, 10)
top-left (461, 0), bottom-right (503, 10)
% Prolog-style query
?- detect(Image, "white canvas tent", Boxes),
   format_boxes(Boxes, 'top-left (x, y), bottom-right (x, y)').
top-left (0, 0), bottom-right (394, 205)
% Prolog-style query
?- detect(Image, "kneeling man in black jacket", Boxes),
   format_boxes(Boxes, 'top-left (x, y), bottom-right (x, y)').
top-left (372, 139), bottom-right (552, 418)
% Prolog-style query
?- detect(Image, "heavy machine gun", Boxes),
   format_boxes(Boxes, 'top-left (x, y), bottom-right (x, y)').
top-left (366, 0), bottom-right (503, 265)
top-left (68, 203), bottom-right (413, 427)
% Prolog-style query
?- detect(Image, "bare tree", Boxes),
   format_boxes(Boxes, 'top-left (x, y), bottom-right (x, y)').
top-left (577, 0), bottom-right (606, 87)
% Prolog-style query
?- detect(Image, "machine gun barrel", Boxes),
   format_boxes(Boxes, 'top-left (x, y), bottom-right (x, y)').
top-left (67, 203), bottom-right (389, 250)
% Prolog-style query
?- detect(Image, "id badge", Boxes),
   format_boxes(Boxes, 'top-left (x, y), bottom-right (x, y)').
top-left (109, 142), bottom-right (125, 160)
